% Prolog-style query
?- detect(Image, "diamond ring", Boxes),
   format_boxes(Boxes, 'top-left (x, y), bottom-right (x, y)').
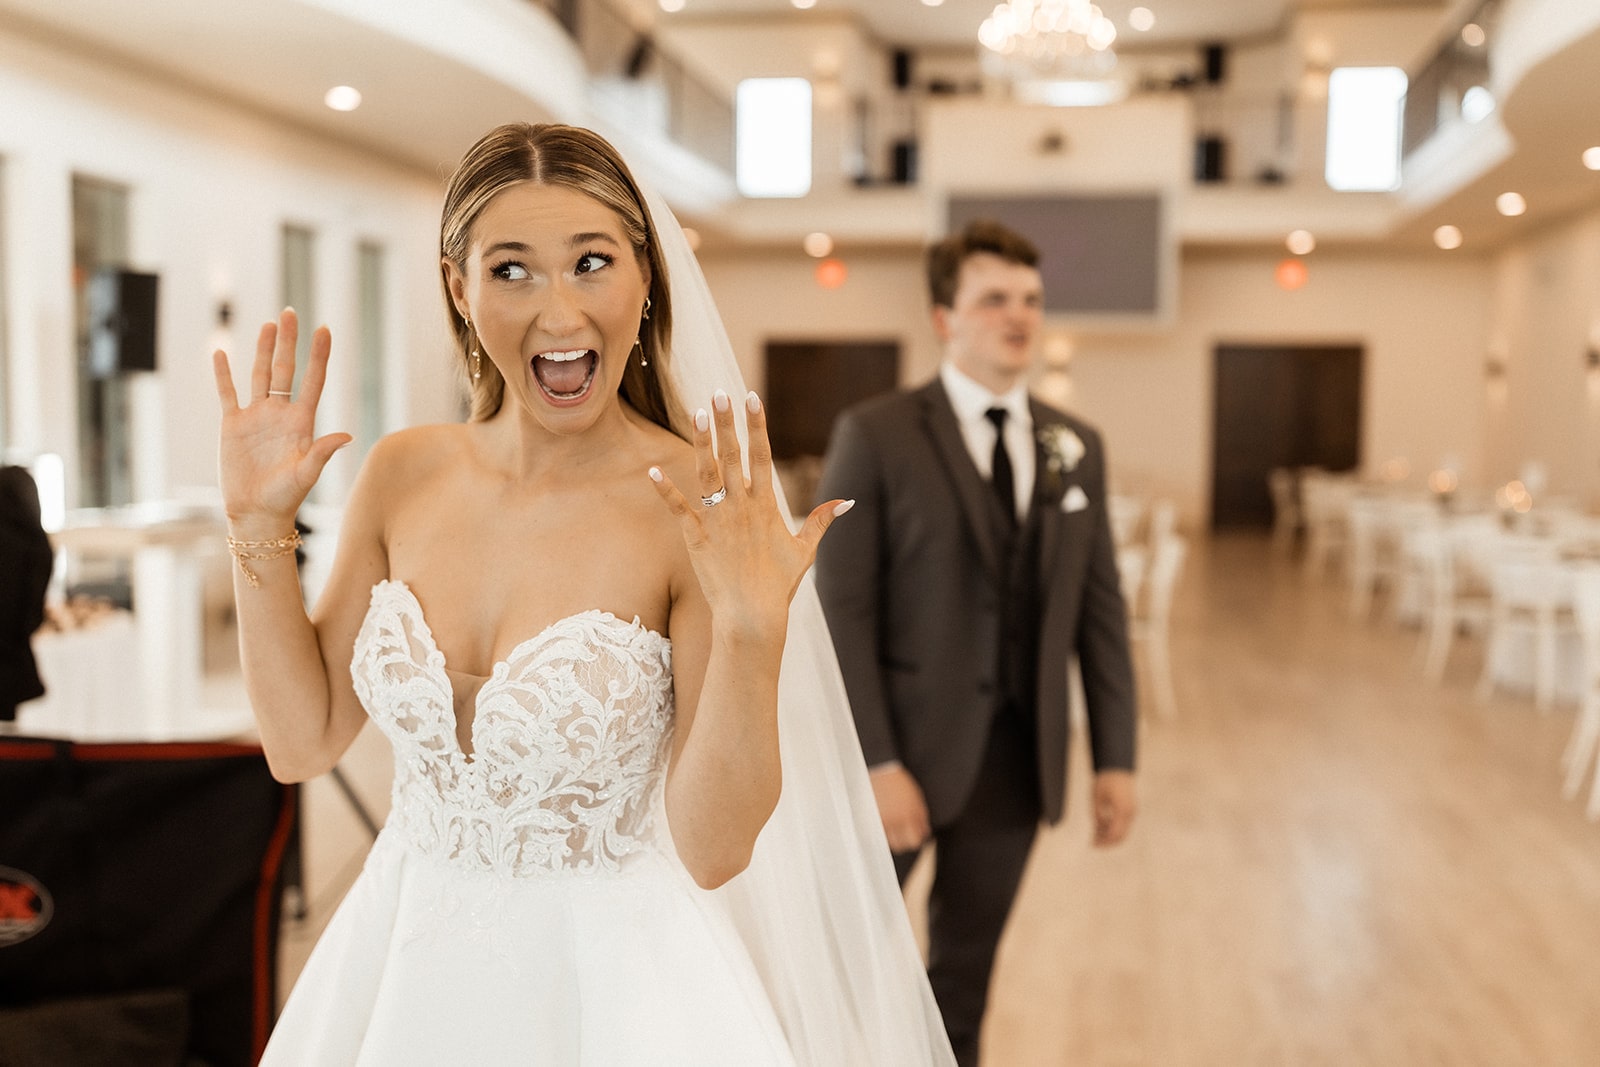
top-left (701, 487), bottom-right (728, 507)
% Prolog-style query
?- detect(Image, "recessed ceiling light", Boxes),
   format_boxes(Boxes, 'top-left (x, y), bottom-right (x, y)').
top-left (324, 85), bottom-right (362, 112)
top-left (1286, 229), bottom-right (1316, 255)
top-left (1434, 225), bottom-right (1464, 250)
top-left (1583, 146), bottom-right (1600, 171)
top-left (803, 232), bottom-right (834, 258)
top-left (791, 0), bottom-right (815, 9)
top-left (659, 0), bottom-right (685, 11)
top-left (1460, 85), bottom-right (1495, 123)
top-left (1496, 191), bottom-right (1527, 217)
top-left (1129, 7), bottom-right (1155, 32)
top-left (1460, 23), bottom-right (1487, 47)
top-left (921, 0), bottom-right (945, 7)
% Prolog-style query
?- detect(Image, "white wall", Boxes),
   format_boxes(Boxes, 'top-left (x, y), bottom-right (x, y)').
top-left (1483, 203), bottom-right (1600, 499)
top-left (0, 23), bottom-right (455, 510)
top-left (699, 243), bottom-right (1496, 530)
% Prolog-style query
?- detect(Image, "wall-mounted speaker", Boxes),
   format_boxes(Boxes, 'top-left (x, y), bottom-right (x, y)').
top-left (891, 138), bottom-right (918, 184)
top-left (87, 269), bottom-right (159, 377)
top-left (1194, 135), bottom-right (1227, 183)
top-left (892, 48), bottom-right (913, 90)
top-left (1202, 43), bottom-right (1227, 84)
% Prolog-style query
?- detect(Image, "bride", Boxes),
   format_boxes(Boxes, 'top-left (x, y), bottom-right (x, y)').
top-left (214, 122), bottom-right (954, 1064)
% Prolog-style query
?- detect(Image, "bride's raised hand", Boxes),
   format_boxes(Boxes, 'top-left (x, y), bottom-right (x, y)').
top-left (650, 389), bottom-right (852, 635)
top-left (211, 308), bottom-right (352, 528)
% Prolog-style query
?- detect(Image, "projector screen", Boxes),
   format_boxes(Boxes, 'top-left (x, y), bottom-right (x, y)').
top-left (947, 193), bottom-right (1171, 324)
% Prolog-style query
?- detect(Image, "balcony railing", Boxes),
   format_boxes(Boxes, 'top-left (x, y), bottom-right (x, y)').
top-left (532, 0), bottom-right (734, 174)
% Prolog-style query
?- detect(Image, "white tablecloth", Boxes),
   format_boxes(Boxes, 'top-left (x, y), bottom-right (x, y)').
top-left (14, 614), bottom-right (254, 742)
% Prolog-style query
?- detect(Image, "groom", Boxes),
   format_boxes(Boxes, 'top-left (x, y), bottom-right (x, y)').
top-left (815, 219), bottom-right (1138, 1065)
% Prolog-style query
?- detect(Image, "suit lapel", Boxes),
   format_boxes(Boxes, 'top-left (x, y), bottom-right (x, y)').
top-left (1030, 400), bottom-right (1068, 589)
top-left (920, 382), bottom-right (1004, 582)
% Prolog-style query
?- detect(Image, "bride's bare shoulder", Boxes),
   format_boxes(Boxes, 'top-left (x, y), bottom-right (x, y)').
top-left (362, 423), bottom-right (473, 480)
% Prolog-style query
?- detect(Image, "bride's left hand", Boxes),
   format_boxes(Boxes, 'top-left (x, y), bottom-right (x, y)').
top-left (649, 389), bottom-right (851, 635)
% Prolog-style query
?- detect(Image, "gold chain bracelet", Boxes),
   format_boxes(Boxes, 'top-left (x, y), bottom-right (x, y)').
top-left (226, 530), bottom-right (303, 588)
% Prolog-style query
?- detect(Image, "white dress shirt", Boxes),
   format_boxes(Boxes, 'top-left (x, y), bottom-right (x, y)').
top-left (939, 362), bottom-right (1035, 523)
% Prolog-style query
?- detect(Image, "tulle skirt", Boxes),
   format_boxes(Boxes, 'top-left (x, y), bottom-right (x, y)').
top-left (262, 829), bottom-right (795, 1065)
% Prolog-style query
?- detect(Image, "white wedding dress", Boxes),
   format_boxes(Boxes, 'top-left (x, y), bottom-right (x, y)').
top-left (261, 579), bottom-right (796, 1065)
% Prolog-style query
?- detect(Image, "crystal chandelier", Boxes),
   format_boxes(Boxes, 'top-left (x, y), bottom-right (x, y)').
top-left (978, 0), bottom-right (1120, 86)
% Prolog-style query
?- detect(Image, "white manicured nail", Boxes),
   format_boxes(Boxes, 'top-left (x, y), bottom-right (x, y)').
top-left (694, 409), bottom-right (709, 433)
top-left (713, 389), bottom-right (731, 413)
top-left (648, 466), bottom-right (663, 482)
top-left (746, 391), bottom-right (762, 413)
top-left (832, 499), bottom-right (856, 517)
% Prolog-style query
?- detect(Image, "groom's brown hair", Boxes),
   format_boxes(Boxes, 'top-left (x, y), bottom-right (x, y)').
top-left (925, 219), bottom-right (1040, 309)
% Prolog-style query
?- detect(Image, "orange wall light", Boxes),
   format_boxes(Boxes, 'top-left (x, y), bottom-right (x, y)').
top-left (1274, 258), bottom-right (1309, 291)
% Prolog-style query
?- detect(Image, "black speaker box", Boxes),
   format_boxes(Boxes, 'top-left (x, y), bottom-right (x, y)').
top-left (86, 269), bottom-right (159, 378)
top-left (1202, 43), bottom-right (1227, 84)
top-left (1195, 135), bottom-right (1227, 183)
top-left (892, 48), bottom-right (913, 90)
top-left (891, 138), bottom-right (918, 184)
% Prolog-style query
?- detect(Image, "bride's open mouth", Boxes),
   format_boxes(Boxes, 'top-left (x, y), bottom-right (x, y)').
top-left (531, 349), bottom-right (599, 402)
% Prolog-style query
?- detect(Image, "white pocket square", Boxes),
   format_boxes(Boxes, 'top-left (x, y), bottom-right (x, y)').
top-left (1061, 486), bottom-right (1090, 513)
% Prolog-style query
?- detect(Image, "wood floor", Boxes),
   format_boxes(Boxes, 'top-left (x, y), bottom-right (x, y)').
top-left (279, 533), bottom-right (1600, 1065)
top-left (979, 533), bottom-right (1600, 1066)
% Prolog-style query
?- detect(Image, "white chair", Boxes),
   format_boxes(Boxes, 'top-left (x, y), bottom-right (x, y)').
top-left (1108, 494), bottom-right (1146, 549)
top-left (1116, 545), bottom-right (1147, 612)
top-left (1344, 495), bottom-right (1405, 619)
top-left (1408, 522), bottom-right (1493, 682)
top-left (1476, 538), bottom-right (1575, 711)
top-left (1301, 472), bottom-right (1355, 578)
top-left (1145, 498), bottom-right (1178, 546)
top-left (1560, 568), bottom-right (1600, 818)
top-left (1129, 533), bottom-right (1187, 719)
top-left (1267, 468), bottom-right (1300, 554)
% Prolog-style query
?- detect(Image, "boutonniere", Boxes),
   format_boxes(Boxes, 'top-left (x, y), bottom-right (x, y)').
top-left (1038, 424), bottom-right (1085, 475)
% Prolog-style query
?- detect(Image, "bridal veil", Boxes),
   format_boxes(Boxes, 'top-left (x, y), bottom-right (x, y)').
top-left (638, 179), bottom-right (954, 1065)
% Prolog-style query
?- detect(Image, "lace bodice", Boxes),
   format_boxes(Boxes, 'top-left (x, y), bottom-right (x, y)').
top-left (351, 580), bottom-right (674, 878)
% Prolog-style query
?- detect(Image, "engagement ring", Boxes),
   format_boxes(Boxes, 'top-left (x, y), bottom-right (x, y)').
top-left (701, 487), bottom-right (727, 507)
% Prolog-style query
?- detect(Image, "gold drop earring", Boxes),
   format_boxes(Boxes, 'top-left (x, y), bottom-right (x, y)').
top-left (466, 317), bottom-right (482, 381)
top-left (638, 296), bottom-right (651, 367)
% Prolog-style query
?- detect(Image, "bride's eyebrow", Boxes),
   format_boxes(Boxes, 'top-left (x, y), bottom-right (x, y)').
top-left (568, 231), bottom-right (621, 248)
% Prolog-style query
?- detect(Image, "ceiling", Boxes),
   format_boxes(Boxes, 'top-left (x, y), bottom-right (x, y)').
top-left (2, 0), bottom-right (1595, 253)
top-left (645, 0), bottom-right (1447, 52)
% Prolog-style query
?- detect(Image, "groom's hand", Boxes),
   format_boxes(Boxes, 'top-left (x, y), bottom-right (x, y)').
top-left (869, 764), bottom-right (931, 853)
top-left (1092, 769), bottom-right (1136, 847)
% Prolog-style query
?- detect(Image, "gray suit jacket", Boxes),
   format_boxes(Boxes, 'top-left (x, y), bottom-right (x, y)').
top-left (815, 379), bottom-right (1136, 826)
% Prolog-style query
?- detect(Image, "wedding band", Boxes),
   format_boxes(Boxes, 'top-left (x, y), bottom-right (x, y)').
top-left (268, 390), bottom-right (292, 398)
top-left (701, 487), bottom-right (727, 507)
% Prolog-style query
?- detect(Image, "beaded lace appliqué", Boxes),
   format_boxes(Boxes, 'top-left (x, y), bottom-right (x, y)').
top-left (351, 580), bottom-right (673, 878)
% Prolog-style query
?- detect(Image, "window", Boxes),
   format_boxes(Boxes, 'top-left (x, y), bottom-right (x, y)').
top-left (736, 78), bottom-right (812, 198)
top-left (280, 223), bottom-right (316, 395)
top-left (72, 175), bottom-right (132, 507)
top-left (357, 241), bottom-right (385, 458)
top-left (1325, 67), bottom-right (1407, 192)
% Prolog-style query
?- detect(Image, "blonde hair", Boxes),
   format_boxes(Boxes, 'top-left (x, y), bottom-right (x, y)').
top-left (439, 123), bottom-right (684, 434)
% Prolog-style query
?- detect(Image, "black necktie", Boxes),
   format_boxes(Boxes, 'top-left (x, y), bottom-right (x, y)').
top-left (985, 406), bottom-right (1015, 525)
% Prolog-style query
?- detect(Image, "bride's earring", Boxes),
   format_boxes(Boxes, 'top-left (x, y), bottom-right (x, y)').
top-left (466, 318), bottom-right (482, 381)
top-left (637, 297), bottom-right (652, 367)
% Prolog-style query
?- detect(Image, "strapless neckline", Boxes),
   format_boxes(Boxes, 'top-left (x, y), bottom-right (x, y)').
top-left (375, 578), bottom-right (670, 683)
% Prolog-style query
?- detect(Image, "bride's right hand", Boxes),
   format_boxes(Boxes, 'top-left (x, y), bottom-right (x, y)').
top-left (211, 308), bottom-right (352, 529)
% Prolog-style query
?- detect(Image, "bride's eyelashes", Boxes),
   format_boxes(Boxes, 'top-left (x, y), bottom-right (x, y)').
top-left (487, 250), bottom-right (613, 283)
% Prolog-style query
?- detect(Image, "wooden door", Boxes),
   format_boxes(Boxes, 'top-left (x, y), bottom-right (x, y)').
top-left (1211, 344), bottom-right (1362, 528)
